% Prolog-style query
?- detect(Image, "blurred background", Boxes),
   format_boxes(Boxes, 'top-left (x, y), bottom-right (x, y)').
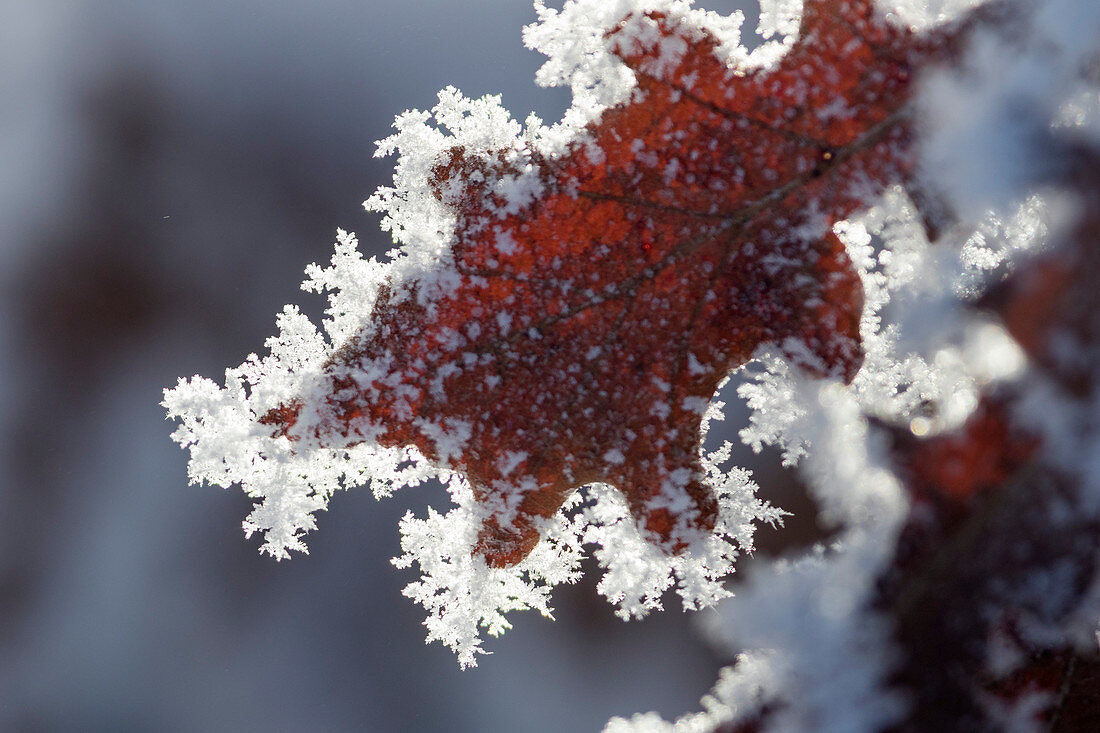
top-left (0, 1), bottom-right (819, 730)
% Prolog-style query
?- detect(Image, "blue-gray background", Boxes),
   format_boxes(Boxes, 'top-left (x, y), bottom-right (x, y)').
top-left (0, 2), bottom-right (820, 730)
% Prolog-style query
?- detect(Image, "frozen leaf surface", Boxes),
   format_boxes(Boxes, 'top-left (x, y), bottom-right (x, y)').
top-left (164, 0), bottom-right (996, 666)
top-left (259, 0), bottom-right (971, 567)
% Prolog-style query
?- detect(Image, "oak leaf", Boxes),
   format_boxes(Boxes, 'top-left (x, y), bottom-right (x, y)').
top-left (890, 397), bottom-right (1039, 503)
top-left (264, 0), bottom-right (980, 567)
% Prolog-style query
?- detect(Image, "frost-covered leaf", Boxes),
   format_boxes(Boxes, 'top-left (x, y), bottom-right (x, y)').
top-left (257, 0), bottom-right (985, 568)
top-left (164, 0), bottom-right (1011, 670)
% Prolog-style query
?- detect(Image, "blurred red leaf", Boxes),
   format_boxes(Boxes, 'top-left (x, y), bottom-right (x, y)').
top-left (894, 398), bottom-right (1039, 503)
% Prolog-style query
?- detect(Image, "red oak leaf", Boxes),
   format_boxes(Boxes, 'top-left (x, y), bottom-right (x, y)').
top-left (891, 397), bottom-right (1039, 503)
top-left (264, 0), bottom-right (983, 567)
